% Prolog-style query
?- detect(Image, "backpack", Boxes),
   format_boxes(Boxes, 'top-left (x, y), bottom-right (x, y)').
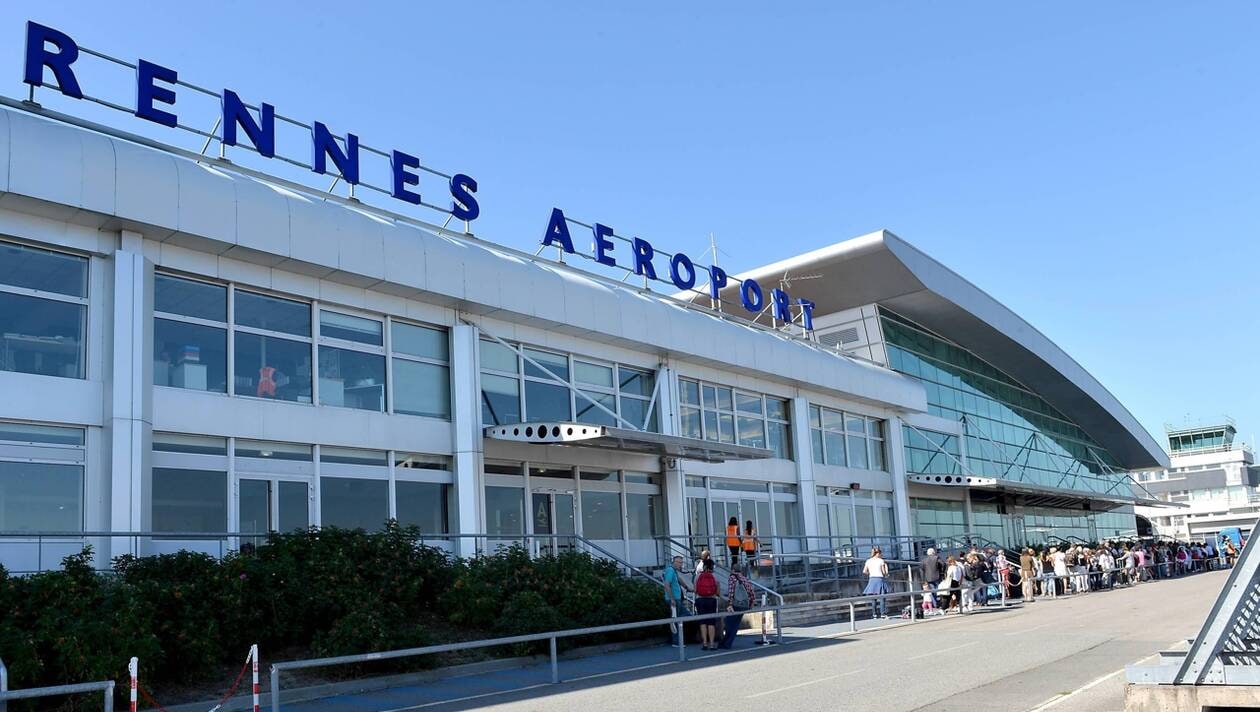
top-left (696, 571), bottom-right (718, 597)
top-left (732, 579), bottom-right (752, 609)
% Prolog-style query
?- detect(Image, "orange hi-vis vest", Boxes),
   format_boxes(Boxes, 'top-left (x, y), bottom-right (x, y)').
top-left (742, 530), bottom-right (757, 552)
top-left (725, 524), bottom-right (740, 548)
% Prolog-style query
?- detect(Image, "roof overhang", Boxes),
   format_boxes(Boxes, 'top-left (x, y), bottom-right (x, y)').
top-left (721, 230), bottom-right (1169, 470)
top-left (908, 474), bottom-right (1183, 510)
top-left (483, 422), bottom-right (773, 463)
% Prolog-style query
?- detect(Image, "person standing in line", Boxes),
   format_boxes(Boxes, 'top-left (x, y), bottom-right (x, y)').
top-left (995, 549), bottom-right (1011, 599)
top-left (920, 547), bottom-right (944, 606)
top-left (1098, 547), bottom-right (1115, 589)
top-left (1072, 547), bottom-right (1089, 594)
top-left (1051, 547), bottom-right (1069, 596)
top-left (863, 546), bottom-right (891, 618)
top-left (724, 517), bottom-right (741, 567)
top-left (663, 555), bottom-right (692, 646)
top-left (695, 547), bottom-right (712, 578)
top-left (719, 564), bottom-right (757, 649)
top-left (694, 559), bottom-right (721, 650)
top-left (742, 520), bottom-right (759, 567)
top-left (1019, 547), bottom-right (1037, 603)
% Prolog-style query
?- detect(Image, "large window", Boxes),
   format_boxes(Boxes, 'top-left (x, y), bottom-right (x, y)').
top-left (678, 378), bottom-right (792, 458)
top-left (154, 274), bottom-right (451, 418)
top-left (479, 339), bottom-right (658, 430)
top-left (809, 405), bottom-right (885, 470)
top-left (153, 468), bottom-right (228, 532)
top-left (234, 290), bottom-right (312, 403)
top-left (320, 477), bottom-right (389, 530)
top-left (0, 241), bottom-right (87, 379)
top-left (154, 275), bottom-right (228, 393)
top-left (0, 422), bottom-right (85, 531)
top-left (318, 311), bottom-right (385, 411)
top-left (391, 322), bottom-right (450, 419)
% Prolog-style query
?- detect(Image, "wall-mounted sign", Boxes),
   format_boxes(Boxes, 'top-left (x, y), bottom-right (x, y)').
top-left (21, 21), bottom-right (479, 222)
top-left (19, 20), bottom-right (817, 332)
top-left (542, 207), bottom-right (816, 330)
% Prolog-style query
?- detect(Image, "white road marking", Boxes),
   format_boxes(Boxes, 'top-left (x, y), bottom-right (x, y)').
top-left (377, 682), bottom-right (553, 711)
top-left (744, 668), bottom-right (866, 699)
top-left (1005, 621), bottom-right (1056, 636)
top-left (1025, 648), bottom-right (1168, 711)
top-left (907, 640), bottom-right (976, 661)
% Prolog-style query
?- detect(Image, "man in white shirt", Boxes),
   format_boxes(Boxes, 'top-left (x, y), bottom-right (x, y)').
top-left (1051, 547), bottom-right (1069, 596)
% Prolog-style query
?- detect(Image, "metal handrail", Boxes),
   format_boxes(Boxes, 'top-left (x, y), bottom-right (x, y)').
top-left (268, 582), bottom-right (988, 712)
top-left (655, 535), bottom-right (784, 606)
top-left (0, 678), bottom-right (114, 711)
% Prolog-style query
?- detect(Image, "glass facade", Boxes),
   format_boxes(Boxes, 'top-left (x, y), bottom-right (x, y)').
top-left (883, 309), bottom-right (1138, 545)
top-left (479, 340), bottom-right (657, 430)
top-left (679, 378), bottom-right (793, 459)
top-left (808, 405), bottom-right (884, 470)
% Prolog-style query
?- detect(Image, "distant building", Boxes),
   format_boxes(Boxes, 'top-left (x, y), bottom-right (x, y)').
top-left (1135, 419), bottom-right (1260, 541)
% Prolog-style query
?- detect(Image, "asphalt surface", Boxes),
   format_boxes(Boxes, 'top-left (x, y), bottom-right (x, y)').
top-left (291, 569), bottom-right (1227, 712)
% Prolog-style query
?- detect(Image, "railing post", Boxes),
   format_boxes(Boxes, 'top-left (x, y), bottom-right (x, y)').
top-left (849, 602), bottom-right (856, 632)
top-left (549, 637), bottom-right (558, 684)
top-left (907, 567), bottom-right (915, 620)
top-left (270, 665), bottom-right (281, 712)
top-left (677, 616), bottom-right (686, 661)
top-left (104, 679), bottom-right (115, 712)
top-left (1, 655), bottom-right (7, 712)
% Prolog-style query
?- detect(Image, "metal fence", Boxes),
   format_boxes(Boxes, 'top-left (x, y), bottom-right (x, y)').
top-left (267, 582), bottom-right (993, 712)
top-left (0, 656), bottom-right (114, 712)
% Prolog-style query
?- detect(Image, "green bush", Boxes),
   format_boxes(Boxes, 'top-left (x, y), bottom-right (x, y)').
top-left (0, 527), bottom-right (666, 710)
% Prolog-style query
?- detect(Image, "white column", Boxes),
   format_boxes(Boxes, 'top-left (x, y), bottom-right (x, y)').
top-left (107, 231), bottom-right (153, 559)
top-left (450, 320), bottom-right (483, 557)
top-left (656, 363), bottom-right (687, 539)
top-left (886, 415), bottom-right (913, 549)
top-left (791, 396), bottom-right (820, 541)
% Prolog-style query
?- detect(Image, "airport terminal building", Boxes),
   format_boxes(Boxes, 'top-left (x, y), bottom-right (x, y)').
top-left (0, 25), bottom-right (1172, 570)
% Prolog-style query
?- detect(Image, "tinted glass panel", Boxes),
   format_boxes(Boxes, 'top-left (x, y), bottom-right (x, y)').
top-left (575, 390), bottom-right (617, 426)
top-left (235, 440), bottom-right (312, 461)
top-left (481, 374), bottom-right (521, 425)
top-left (239, 479), bottom-right (270, 535)
top-left (392, 322), bottom-right (448, 361)
top-left (318, 346), bottom-right (385, 411)
top-left (152, 468), bottom-right (227, 532)
top-left (736, 393), bottom-right (763, 414)
top-left (234, 333), bottom-right (312, 403)
top-left (581, 490), bottom-right (622, 540)
top-left (321, 447), bottom-right (388, 466)
top-left (0, 461), bottom-right (82, 531)
top-left (320, 477), bottom-right (388, 531)
top-left (278, 481), bottom-right (309, 532)
top-left (154, 274), bottom-right (226, 321)
top-left (0, 292), bottom-right (85, 378)
top-left (0, 422), bottom-right (84, 446)
top-left (320, 311), bottom-right (382, 346)
top-left (153, 433), bottom-right (227, 455)
top-left (154, 319), bottom-right (227, 392)
top-left (737, 415), bottom-right (766, 448)
top-left (234, 291), bottom-right (310, 336)
top-left (626, 493), bottom-right (663, 539)
top-left (0, 242), bottom-right (86, 297)
top-left (393, 360), bottom-right (450, 418)
top-left (485, 486), bottom-right (524, 535)
top-left (524, 380), bottom-right (571, 422)
top-left (680, 379), bottom-right (701, 406)
top-left (767, 398), bottom-right (789, 421)
top-left (618, 367), bottom-right (654, 397)
top-left (396, 481), bottom-right (448, 533)
top-left (479, 340), bottom-right (517, 372)
top-left (574, 361), bottom-right (614, 388)
top-left (621, 398), bottom-right (658, 432)
top-left (523, 348), bottom-right (568, 380)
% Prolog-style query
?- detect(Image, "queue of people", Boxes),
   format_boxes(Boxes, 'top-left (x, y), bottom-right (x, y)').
top-left (917, 536), bottom-right (1240, 612)
top-left (723, 518), bottom-right (760, 567)
top-left (663, 553), bottom-right (761, 649)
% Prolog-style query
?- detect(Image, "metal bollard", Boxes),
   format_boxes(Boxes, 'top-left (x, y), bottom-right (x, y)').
top-left (270, 666), bottom-right (281, 712)
top-left (849, 602), bottom-right (856, 632)
top-left (677, 615), bottom-right (686, 661)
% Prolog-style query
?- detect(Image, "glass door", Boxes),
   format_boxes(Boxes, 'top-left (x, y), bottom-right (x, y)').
top-left (238, 478), bottom-right (310, 548)
top-left (532, 491), bottom-right (575, 556)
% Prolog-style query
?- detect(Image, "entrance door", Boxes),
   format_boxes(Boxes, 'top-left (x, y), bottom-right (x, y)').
top-left (711, 499), bottom-right (767, 565)
top-left (238, 478), bottom-right (310, 547)
top-left (532, 491), bottom-right (575, 556)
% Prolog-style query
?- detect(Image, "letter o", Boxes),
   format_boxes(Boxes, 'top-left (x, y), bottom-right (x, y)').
top-left (669, 252), bottom-right (696, 290)
top-left (740, 279), bottom-right (764, 312)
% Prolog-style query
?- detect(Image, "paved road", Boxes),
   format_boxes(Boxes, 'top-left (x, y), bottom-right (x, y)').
top-left (294, 569), bottom-right (1227, 712)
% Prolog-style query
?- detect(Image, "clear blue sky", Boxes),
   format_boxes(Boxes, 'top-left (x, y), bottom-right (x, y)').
top-left (4, 3), bottom-right (1258, 455)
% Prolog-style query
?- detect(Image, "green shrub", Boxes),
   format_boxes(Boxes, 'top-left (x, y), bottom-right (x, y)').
top-left (0, 528), bottom-right (666, 710)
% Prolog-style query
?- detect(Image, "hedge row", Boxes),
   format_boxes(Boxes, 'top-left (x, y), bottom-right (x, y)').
top-left (0, 523), bottom-right (668, 708)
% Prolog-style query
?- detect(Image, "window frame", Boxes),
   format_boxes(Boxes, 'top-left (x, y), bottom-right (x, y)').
top-left (0, 240), bottom-right (90, 380)
top-left (677, 377), bottom-right (792, 459)
top-left (810, 404), bottom-right (886, 471)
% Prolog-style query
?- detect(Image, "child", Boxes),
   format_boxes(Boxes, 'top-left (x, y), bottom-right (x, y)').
top-left (921, 582), bottom-right (939, 617)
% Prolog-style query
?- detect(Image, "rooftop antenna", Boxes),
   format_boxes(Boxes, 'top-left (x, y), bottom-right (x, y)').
top-left (775, 269), bottom-right (823, 334)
